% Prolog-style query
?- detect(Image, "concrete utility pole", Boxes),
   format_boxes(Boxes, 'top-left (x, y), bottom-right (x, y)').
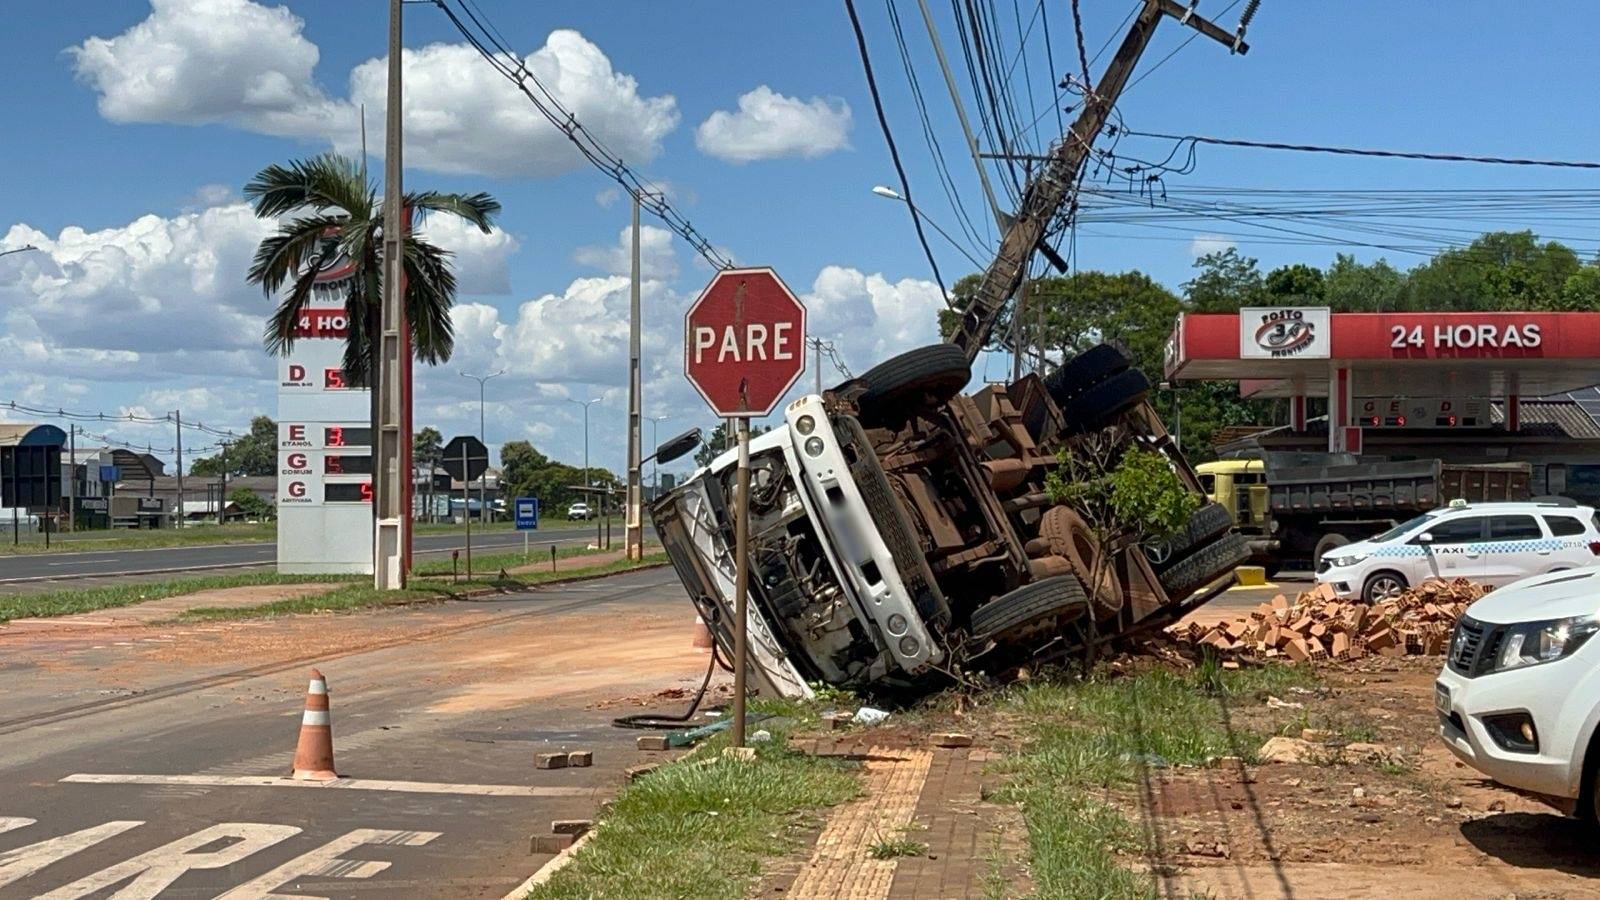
top-left (173, 410), bottom-right (183, 529)
top-left (461, 370), bottom-right (504, 525)
top-left (66, 425), bottom-right (76, 533)
top-left (625, 193), bottom-right (644, 561)
top-left (943, 0), bottom-right (1250, 361)
top-left (374, 0), bottom-right (406, 589)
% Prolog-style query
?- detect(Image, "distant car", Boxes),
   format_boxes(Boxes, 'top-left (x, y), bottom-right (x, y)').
top-left (567, 502), bottom-right (593, 521)
top-left (1315, 501), bottom-right (1600, 603)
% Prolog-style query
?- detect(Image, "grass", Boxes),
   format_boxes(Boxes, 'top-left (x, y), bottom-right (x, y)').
top-left (527, 733), bottom-right (859, 900)
top-left (410, 541), bottom-right (659, 577)
top-left (0, 572), bottom-right (357, 622)
top-left (867, 835), bottom-right (929, 860)
top-left (0, 517), bottom-right (606, 555)
top-left (983, 662), bottom-right (1319, 899)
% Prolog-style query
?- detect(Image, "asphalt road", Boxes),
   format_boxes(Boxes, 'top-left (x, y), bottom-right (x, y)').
top-left (0, 526), bottom-right (642, 585)
top-left (0, 566), bottom-right (710, 899)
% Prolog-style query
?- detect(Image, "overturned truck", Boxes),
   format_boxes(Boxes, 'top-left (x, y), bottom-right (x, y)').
top-left (651, 343), bottom-right (1246, 698)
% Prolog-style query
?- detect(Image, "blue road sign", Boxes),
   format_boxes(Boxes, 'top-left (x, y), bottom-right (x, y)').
top-left (514, 497), bottom-right (539, 530)
top-left (99, 465), bottom-right (120, 483)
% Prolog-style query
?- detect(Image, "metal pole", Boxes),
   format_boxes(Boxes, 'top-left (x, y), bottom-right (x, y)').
top-left (462, 442), bottom-right (471, 579)
top-left (218, 442), bottom-right (226, 527)
top-left (173, 411), bottom-right (184, 529)
top-left (814, 339), bottom-right (823, 394)
top-left (374, 0), bottom-right (406, 589)
top-left (626, 193), bottom-right (644, 561)
top-left (914, 0), bottom-right (1007, 229)
top-left (1011, 279), bottom-right (1026, 383)
top-left (479, 379), bottom-right (486, 526)
top-left (732, 417), bottom-right (751, 747)
top-left (67, 425), bottom-right (76, 533)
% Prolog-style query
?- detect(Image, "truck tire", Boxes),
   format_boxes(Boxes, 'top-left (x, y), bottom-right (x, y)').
top-left (1146, 502), bottom-right (1234, 571)
top-left (1037, 506), bottom-right (1122, 618)
top-left (1062, 369), bottom-right (1150, 434)
top-left (970, 575), bottom-right (1089, 643)
top-left (853, 343), bottom-right (971, 426)
top-left (1044, 344), bottom-right (1130, 408)
top-left (1158, 532), bottom-right (1249, 602)
top-left (1314, 533), bottom-right (1350, 567)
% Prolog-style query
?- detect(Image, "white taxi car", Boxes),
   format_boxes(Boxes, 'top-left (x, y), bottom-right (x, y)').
top-left (1316, 501), bottom-right (1600, 603)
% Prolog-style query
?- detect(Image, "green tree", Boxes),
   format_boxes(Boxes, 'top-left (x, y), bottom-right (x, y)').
top-left (1560, 265), bottom-right (1600, 311)
top-left (228, 487), bottom-right (274, 520)
top-left (1263, 263), bottom-right (1325, 304)
top-left (1323, 253), bottom-right (1406, 312)
top-left (244, 153), bottom-right (500, 387)
top-left (1406, 230), bottom-right (1581, 311)
top-left (414, 425), bottom-right (443, 521)
top-left (1181, 247), bottom-right (1264, 312)
top-left (695, 422), bottom-right (767, 468)
top-left (499, 440), bottom-right (622, 513)
top-left (190, 415), bottom-right (276, 477)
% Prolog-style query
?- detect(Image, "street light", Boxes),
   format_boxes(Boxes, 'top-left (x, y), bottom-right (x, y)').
top-left (648, 415), bottom-right (671, 495)
top-left (565, 396), bottom-right (602, 493)
top-left (870, 186), bottom-right (984, 268)
top-left (461, 369), bottom-right (505, 523)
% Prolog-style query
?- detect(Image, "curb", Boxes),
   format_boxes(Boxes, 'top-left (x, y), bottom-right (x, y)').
top-left (502, 829), bottom-right (597, 899)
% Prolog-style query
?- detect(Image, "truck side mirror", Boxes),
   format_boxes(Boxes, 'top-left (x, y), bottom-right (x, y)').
top-left (652, 428), bottom-right (703, 465)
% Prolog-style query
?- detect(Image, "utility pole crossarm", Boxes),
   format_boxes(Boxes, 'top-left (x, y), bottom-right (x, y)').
top-left (942, 0), bottom-right (1246, 363)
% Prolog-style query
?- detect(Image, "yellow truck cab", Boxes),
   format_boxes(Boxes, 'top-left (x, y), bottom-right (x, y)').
top-left (1196, 459), bottom-right (1272, 561)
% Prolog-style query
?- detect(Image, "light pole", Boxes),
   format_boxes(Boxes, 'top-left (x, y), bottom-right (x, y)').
top-left (566, 395), bottom-right (601, 494)
top-left (461, 370), bottom-right (505, 523)
top-left (647, 415), bottom-right (670, 496)
top-left (870, 186), bottom-right (984, 268)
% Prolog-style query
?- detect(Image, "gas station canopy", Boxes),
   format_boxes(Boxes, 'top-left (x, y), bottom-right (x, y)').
top-left (1163, 309), bottom-right (1600, 452)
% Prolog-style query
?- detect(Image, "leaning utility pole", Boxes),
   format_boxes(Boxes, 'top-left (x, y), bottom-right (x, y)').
top-left (944, 0), bottom-right (1253, 361)
top-left (625, 193), bottom-right (644, 561)
top-left (374, 0), bottom-right (407, 588)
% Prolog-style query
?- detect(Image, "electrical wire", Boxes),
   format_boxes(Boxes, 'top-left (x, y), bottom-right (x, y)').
top-left (844, 0), bottom-right (953, 305)
top-left (1117, 128), bottom-right (1600, 171)
top-left (2, 400), bottom-right (241, 438)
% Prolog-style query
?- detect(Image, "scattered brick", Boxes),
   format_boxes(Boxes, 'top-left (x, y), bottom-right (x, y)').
top-left (566, 750), bottom-right (593, 768)
top-left (636, 735), bottom-right (670, 751)
top-left (931, 732), bottom-right (974, 748)
top-left (551, 819), bottom-right (592, 835)
top-left (534, 753), bottom-right (567, 770)
top-left (530, 833), bottom-right (575, 855)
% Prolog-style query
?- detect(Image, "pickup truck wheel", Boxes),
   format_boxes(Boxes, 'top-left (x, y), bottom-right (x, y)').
top-left (1044, 344), bottom-right (1130, 408)
top-left (1362, 571), bottom-right (1408, 604)
top-left (853, 343), bottom-right (971, 426)
top-left (970, 575), bottom-right (1089, 643)
top-left (1158, 532), bottom-right (1250, 601)
top-left (1062, 369), bottom-right (1150, 434)
top-left (1145, 502), bottom-right (1234, 571)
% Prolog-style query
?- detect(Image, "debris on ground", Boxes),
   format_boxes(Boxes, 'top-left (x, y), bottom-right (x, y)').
top-left (1166, 577), bottom-right (1483, 665)
top-left (852, 706), bottom-right (890, 726)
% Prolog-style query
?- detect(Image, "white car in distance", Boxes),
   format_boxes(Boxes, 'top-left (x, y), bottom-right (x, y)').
top-left (566, 502), bottom-right (594, 521)
top-left (1315, 501), bottom-right (1600, 603)
top-left (1437, 567), bottom-right (1600, 819)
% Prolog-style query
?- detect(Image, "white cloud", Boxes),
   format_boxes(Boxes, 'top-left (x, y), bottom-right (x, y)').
top-left (802, 267), bottom-right (945, 377)
top-left (573, 224), bottom-right (678, 281)
top-left (695, 86), bottom-right (852, 163)
top-left (70, 3), bottom-right (678, 178)
top-left (1189, 234), bottom-right (1236, 258)
top-left (416, 215), bottom-right (518, 295)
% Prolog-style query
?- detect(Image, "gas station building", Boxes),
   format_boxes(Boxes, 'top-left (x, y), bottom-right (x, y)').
top-left (1164, 309), bottom-right (1600, 500)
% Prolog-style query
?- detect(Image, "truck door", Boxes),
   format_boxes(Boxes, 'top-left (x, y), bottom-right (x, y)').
top-left (1417, 515), bottom-right (1487, 583)
top-left (1480, 514), bottom-right (1552, 586)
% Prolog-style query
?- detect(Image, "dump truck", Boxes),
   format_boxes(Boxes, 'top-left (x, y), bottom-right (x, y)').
top-left (1198, 453), bottom-right (1532, 571)
top-left (651, 343), bottom-right (1247, 698)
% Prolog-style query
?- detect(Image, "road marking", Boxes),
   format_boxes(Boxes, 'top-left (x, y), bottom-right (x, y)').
top-left (0, 818), bottom-right (33, 835)
top-left (35, 823), bottom-right (300, 900)
top-left (216, 828), bottom-right (440, 900)
top-left (0, 820), bottom-right (144, 890)
top-left (62, 773), bottom-right (593, 797)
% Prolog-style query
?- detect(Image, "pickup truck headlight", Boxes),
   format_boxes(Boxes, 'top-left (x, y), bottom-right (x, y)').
top-left (1489, 615), bottom-right (1600, 674)
top-left (1325, 552), bottom-right (1368, 568)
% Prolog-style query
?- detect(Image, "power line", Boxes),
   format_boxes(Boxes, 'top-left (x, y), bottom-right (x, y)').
top-left (428, 0), bottom-right (733, 269)
top-left (2, 400), bottom-right (241, 438)
top-left (845, 0), bottom-right (952, 305)
top-left (1116, 127), bottom-right (1600, 170)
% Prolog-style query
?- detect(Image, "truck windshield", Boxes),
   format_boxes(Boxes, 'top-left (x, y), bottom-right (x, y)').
top-left (1371, 512), bottom-right (1438, 543)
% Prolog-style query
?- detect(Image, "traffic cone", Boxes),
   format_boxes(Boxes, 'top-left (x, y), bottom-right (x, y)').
top-left (290, 668), bottom-right (338, 781)
top-left (692, 613), bottom-right (714, 651)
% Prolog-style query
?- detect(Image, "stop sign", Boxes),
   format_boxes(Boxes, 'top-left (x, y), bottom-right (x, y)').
top-left (684, 267), bottom-right (807, 417)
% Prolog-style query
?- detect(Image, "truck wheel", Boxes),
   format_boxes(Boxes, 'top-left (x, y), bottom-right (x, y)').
top-left (970, 575), bottom-right (1089, 643)
top-left (1158, 533), bottom-right (1250, 602)
top-left (1361, 571), bottom-right (1408, 604)
top-left (1145, 502), bottom-right (1234, 571)
top-left (852, 343), bottom-right (971, 426)
top-left (1314, 533), bottom-right (1350, 565)
top-left (1062, 369), bottom-right (1150, 434)
top-left (1044, 344), bottom-right (1130, 408)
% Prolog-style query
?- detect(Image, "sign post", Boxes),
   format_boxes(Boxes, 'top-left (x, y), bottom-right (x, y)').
top-left (441, 435), bottom-right (489, 581)
top-left (683, 267), bottom-right (806, 748)
top-left (515, 497), bottom-right (539, 560)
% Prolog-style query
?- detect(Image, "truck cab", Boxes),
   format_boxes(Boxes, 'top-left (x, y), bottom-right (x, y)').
top-left (1198, 458), bottom-right (1271, 557)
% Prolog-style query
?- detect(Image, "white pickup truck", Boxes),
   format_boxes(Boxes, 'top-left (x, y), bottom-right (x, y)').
top-left (651, 343), bottom-right (1247, 698)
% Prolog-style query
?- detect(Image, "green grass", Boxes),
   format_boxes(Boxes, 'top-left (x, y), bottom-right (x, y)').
top-left (0, 571), bottom-right (358, 622)
top-left (0, 523), bottom-right (277, 555)
top-left (985, 663), bottom-right (1318, 899)
top-left (527, 735), bottom-right (859, 900)
top-left (867, 835), bottom-right (929, 860)
top-left (410, 541), bottom-right (659, 577)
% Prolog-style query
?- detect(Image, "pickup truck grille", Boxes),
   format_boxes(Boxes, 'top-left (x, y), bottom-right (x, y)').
top-left (1447, 616), bottom-right (1502, 678)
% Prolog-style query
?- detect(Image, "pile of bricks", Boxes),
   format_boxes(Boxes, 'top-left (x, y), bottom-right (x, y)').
top-left (1167, 577), bottom-right (1484, 664)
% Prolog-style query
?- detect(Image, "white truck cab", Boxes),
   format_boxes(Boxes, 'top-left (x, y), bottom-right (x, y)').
top-left (1316, 501), bottom-right (1600, 603)
top-left (1437, 568), bottom-right (1600, 818)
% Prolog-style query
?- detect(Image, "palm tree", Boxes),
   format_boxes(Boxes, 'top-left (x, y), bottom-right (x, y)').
top-left (244, 153), bottom-right (500, 386)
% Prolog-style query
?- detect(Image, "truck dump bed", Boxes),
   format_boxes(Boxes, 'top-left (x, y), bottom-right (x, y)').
top-left (1266, 457), bottom-right (1531, 517)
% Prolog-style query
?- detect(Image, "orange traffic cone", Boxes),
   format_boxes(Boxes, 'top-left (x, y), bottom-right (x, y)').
top-left (290, 668), bottom-right (338, 781)
top-left (692, 613), bottom-right (714, 651)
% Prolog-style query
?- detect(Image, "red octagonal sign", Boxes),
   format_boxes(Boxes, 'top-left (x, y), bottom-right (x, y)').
top-left (684, 267), bottom-right (807, 417)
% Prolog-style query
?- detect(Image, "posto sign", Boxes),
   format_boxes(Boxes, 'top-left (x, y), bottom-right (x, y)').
top-left (1240, 307), bottom-right (1330, 360)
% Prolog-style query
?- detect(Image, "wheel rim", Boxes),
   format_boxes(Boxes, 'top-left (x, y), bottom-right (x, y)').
top-left (1371, 576), bottom-right (1403, 601)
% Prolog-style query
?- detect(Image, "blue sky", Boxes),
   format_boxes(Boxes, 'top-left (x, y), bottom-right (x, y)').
top-left (4, 0), bottom-right (1598, 475)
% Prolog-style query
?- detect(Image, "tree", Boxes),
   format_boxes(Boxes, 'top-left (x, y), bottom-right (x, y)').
top-left (1182, 248), bottom-right (1264, 313)
top-left (414, 426), bottom-right (443, 521)
top-left (1406, 230), bottom-right (1581, 311)
top-left (1263, 263), bottom-right (1325, 304)
top-left (695, 422), bottom-right (768, 468)
top-left (228, 487), bottom-right (274, 520)
top-left (244, 153), bottom-right (500, 387)
top-left (190, 416), bottom-right (276, 477)
top-left (1323, 253), bottom-right (1406, 312)
top-left (498, 440), bottom-right (621, 514)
